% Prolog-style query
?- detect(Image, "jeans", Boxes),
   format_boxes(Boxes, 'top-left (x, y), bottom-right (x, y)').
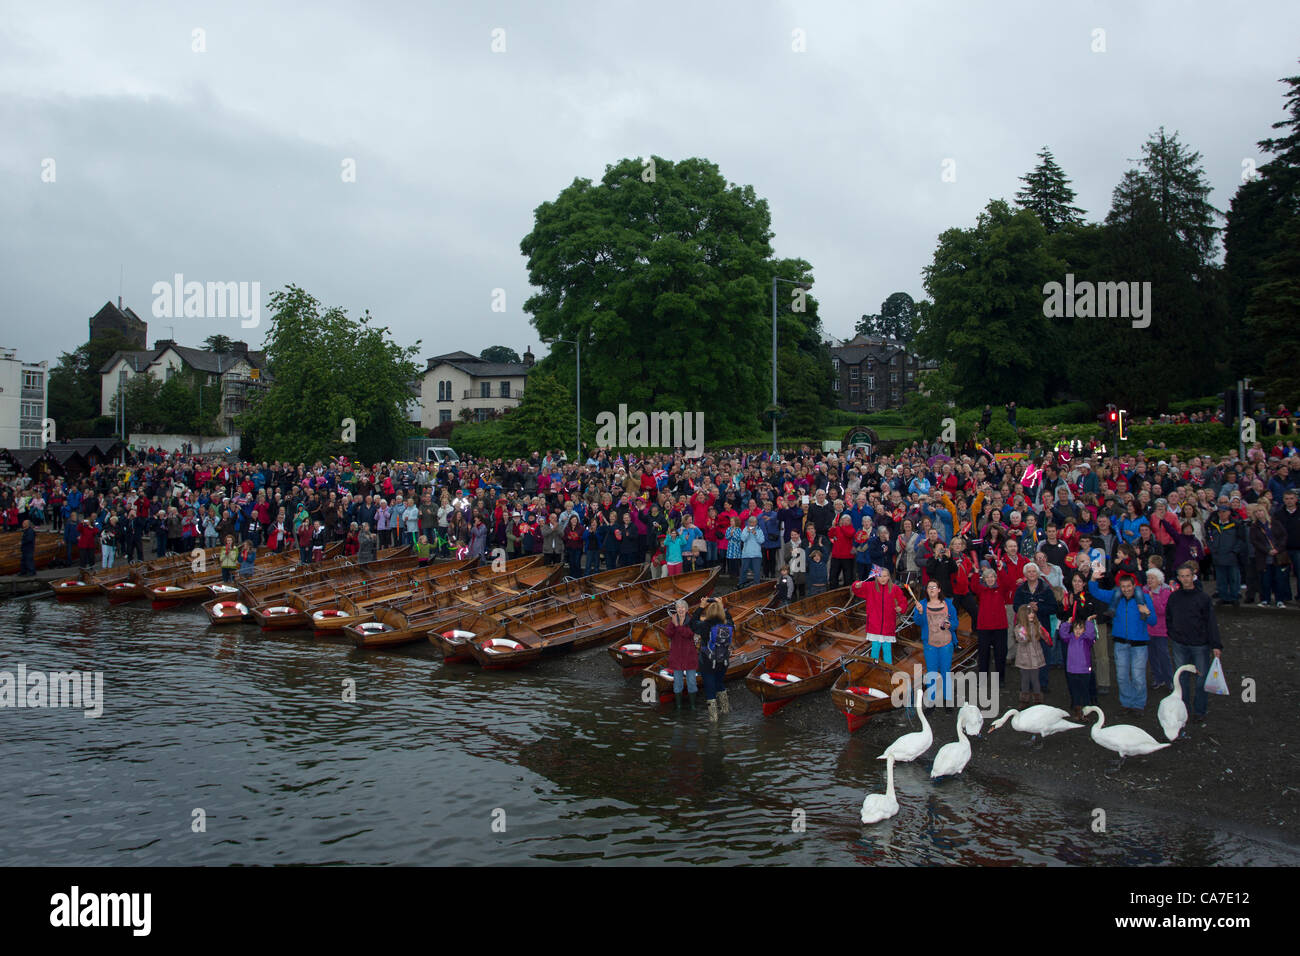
top-left (1171, 641), bottom-right (1212, 717)
top-left (1148, 634), bottom-right (1173, 686)
top-left (221, 567), bottom-right (235, 583)
top-left (870, 640), bottom-right (893, 665)
top-left (1256, 564), bottom-right (1281, 603)
top-left (583, 549), bottom-right (601, 576)
top-left (1093, 621), bottom-right (1112, 690)
top-left (1114, 641), bottom-right (1149, 709)
top-left (706, 540), bottom-right (718, 566)
top-left (923, 642), bottom-right (953, 705)
top-left (738, 556), bottom-right (761, 587)
top-left (566, 550), bottom-right (582, 578)
top-left (698, 658), bottom-right (728, 701)
top-left (101, 544), bottom-right (115, 568)
top-left (672, 669), bottom-right (698, 694)
top-left (1215, 562), bottom-right (1240, 602)
top-left (156, 533), bottom-right (168, 557)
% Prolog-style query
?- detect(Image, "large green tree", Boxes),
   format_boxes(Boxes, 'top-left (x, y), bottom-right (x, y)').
top-left (1244, 212), bottom-right (1300, 405)
top-left (237, 285), bottom-right (420, 462)
top-left (47, 328), bottom-right (137, 437)
top-left (1015, 147), bottom-right (1086, 234)
top-left (913, 199), bottom-right (1065, 406)
top-left (479, 345), bottom-right (522, 364)
top-left (856, 292), bottom-right (918, 342)
top-left (520, 156), bottom-right (821, 438)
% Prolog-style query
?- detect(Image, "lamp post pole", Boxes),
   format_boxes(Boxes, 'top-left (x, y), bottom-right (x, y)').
top-left (771, 277), bottom-right (813, 457)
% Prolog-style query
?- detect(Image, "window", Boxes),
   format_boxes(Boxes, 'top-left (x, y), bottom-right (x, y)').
top-left (890, 371), bottom-right (898, 384)
top-left (849, 384), bottom-right (859, 402)
top-left (440, 410), bottom-right (451, 424)
top-left (20, 432), bottom-right (41, 448)
top-left (118, 369), bottom-right (128, 388)
top-left (906, 370), bottom-right (913, 382)
top-left (166, 366), bottom-right (176, 381)
top-left (21, 401), bottom-right (42, 419)
top-left (832, 378), bottom-right (840, 392)
top-left (475, 408), bottom-right (490, 422)
top-left (832, 357), bottom-right (840, 372)
top-left (480, 382), bottom-right (490, 399)
top-left (867, 358), bottom-right (874, 370)
top-left (891, 389), bottom-right (900, 402)
top-left (867, 375), bottom-right (875, 390)
top-left (867, 393), bottom-right (875, 409)
top-left (500, 381), bottom-right (511, 398)
top-left (891, 355), bottom-right (899, 366)
top-left (437, 381), bottom-right (444, 401)
top-left (22, 370), bottom-right (43, 390)
top-left (849, 366), bottom-right (859, 382)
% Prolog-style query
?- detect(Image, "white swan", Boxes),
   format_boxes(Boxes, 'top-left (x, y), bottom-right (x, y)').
top-left (878, 689), bottom-right (932, 762)
top-left (1158, 665), bottom-right (1197, 742)
top-left (958, 703), bottom-right (984, 739)
top-left (989, 705), bottom-right (1082, 741)
top-left (930, 708), bottom-right (973, 779)
top-left (861, 755), bottom-right (899, 823)
top-left (1083, 706), bottom-right (1172, 766)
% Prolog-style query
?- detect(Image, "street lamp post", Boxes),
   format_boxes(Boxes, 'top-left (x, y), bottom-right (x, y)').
top-left (771, 277), bottom-right (813, 457)
top-left (549, 337), bottom-right (581, 462)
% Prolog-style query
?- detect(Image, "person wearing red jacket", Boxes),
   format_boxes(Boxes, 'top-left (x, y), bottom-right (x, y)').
top-left (996, 537), bottom-right (1032, 616)
top-left (950, 536), bottom-right (980, 623)
top-left (973, 565), bottom-right (1010, 682)
top-left (827, 514), bottom-right (856, 589)
top-left (851, 568), bottom-right (908, 665)
top-left (77, 520), bottom-right (98, 568)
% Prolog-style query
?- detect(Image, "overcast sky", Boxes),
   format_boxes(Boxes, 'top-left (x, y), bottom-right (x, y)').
top-left (2, 0), bottom-right (1297, 370)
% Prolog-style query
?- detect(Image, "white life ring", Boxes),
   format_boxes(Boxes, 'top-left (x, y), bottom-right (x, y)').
top-left (214, 601), bottom-right (248, 617)
top-left (211, 584), bottom-right (239, 594)
top-left (620, 643), bottom-right (656, 655)
top-left (847, 686), bottom-right (888, 699)
top-left (155, 585), bottom-right (183, 592)
top-left (659, 668), bottom-right (675, 678)
top-left (759, 671), bottom-right (802, 686)
top-left (358, 622), bottom-right (388, 633)
top-left (59, 581), bottom-right (85, 588)
top-left (313, 609), bottom-right (349, 620)
top-left (442, 629), bottom-right (476, 641)
top-left (265, 605), bottom-right (295, 615)
top-left (112, 582), bottom-right (136, 589)
top-left (482, 637), bottom-right (524, 653)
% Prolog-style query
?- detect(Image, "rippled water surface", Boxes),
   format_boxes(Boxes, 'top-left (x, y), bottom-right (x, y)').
top-left (1, 595), bottom-right (1295, 866)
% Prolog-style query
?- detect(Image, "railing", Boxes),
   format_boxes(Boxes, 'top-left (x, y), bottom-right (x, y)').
top-left (462, 388), bottom-right (523, 400)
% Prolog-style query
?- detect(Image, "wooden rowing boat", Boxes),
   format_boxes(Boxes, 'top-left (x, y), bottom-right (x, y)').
top-left (830, 609), bottom-right (978, 731)
top-left (99, 544), bottom-right (232, 604)
top-left (0, 532), bottom-right (62, 576)
top-left (641, 586), bottom-right (857, 703)
top-left (427, 564), bottom-right (646, 660)
top-left (199, 546), bottom-right (415, 624)
top-left (743, 607), bottom-right (874, 716)
top-left (145, 544), bottom-right (338, 608)
top-left (342, 561), bottom-right (564, 648)
top-left (463, 568), bottom-right (719, 669)
top-left (606, 580), bottom-right (778, 672)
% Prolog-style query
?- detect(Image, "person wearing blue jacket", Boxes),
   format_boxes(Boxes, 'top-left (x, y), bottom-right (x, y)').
top-left (759, 504), bottom-right (781, 579)
top-left (914, 579), bottom-right (959, 709)
top-left (737, 517), bottom-right (764, 586)
top-left (1088, 568), bottom-right (1155, 712)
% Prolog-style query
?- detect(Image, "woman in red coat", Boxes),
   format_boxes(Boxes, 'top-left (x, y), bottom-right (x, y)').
top-left (664, 599), bottom-right (698, 709)
top-left (973, 566), bottom-right (1010, 682)
top-left (850, 568), bottom-right (908, 664)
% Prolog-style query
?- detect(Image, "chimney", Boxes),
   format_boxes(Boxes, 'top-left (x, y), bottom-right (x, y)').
top-left (523, 346), bottom-right (534, 369)
top-left (154, 339), bottom-right (175, 350)
top-left (118, 295), bottom-right (123, 309)
top-left (231, 340), bottom-right (249, 354)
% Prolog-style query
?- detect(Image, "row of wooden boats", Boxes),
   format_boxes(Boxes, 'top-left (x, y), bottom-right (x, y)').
top-left (48, 543), bottom-right (977, 730)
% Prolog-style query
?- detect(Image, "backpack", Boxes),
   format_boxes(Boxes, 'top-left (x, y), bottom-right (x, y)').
top-left (704, 622), bottom-right (733, 665)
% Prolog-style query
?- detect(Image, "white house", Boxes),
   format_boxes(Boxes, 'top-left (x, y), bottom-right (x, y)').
top-left (0, 348), bottom-right (48, 449)
top-left (100, 339), bottom-right (269, 438)
top-left (419, 349), bottom-right (532, 428)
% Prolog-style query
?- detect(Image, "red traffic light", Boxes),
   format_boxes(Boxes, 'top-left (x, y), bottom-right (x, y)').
top-left (1108, 412), bottom-right (1117, 422)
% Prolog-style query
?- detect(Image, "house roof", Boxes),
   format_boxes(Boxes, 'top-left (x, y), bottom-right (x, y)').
top-left (425, 351), bottom-right (529, 378)
top-left (99, 345), bottom-right (267, 376)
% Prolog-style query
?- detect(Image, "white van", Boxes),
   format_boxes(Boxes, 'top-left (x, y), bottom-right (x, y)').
top-left (424, 446), bottom-right (460, 464)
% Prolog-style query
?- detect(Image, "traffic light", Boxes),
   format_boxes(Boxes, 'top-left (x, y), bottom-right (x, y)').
top-left (1098, 403), bottom-right (1118, 436)
top-left (1117, 408), bottom-right (1128, 440)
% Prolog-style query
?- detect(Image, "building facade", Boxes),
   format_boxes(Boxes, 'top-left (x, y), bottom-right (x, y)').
top-left (828, 334), bottom-right (932, 412)
top-left (100, 339), bottom-right (269, 439)
top-left (0, 349), bottom-right (48, 449)
top-left (419, 349), bottom-right (532, 428)
top-left (89, 299), bottom-right (148, 349)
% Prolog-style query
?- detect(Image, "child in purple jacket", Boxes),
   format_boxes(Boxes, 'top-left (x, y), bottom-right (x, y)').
top-left (1059, 612), bottom-right (1098, 720)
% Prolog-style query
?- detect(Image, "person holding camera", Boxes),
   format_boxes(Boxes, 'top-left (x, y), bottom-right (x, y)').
top-left (664, 599), bottom-right (698, 710)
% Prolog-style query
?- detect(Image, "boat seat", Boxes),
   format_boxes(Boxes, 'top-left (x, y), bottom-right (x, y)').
top-left (493, 584), bottom-right (521, 595)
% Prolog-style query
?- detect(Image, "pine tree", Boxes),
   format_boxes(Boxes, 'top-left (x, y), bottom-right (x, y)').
top-left (1015, 147), bottom-right (1086, 234)
top-left (1244, 213), bottom-right (1300, 405)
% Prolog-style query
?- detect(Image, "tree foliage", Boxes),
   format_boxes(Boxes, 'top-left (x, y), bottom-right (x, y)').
top-left (236, 285), bottom-right (421, 463)
top-left (479, 345), bottom-right (522, 365)
top-left (203, 335), bottom-right (235, 354)
top-left (47, 328), bottom-right (138, 437)
top-left (520, 155), bottom-right (827, 439)
top-left (1015, 147), bottom-right (1085, 234)
top-left (856, 292), bottom-right (918, 342)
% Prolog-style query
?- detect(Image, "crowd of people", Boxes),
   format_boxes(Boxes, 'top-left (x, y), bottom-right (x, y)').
top-left (3, 432), bottom-right (1295, 724)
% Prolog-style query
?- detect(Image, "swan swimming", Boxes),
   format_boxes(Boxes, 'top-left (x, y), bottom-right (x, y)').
top-left (879, 689), bottom-right (932, 762)
top-left (989, 704), bottom-right (1082, 742)
top-left (1083, 705), bottom-right (1172, 767)
top-left (1158, 664), bottom-right (1198, 741)
top-left (930, 706), bottom-right (976, 779)
top-left (861, 755), bottom-right (900, 824)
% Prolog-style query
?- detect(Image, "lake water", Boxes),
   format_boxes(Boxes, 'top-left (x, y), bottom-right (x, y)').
top-left (1, 594), bottom-right (1295, 866)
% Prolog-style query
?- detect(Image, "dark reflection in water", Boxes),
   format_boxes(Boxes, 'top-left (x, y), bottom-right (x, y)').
top-left (0, 598), bottom-right (1295, 866)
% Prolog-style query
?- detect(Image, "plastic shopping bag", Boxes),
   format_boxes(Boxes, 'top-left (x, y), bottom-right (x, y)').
top-left (1204, 657), bottom-right (1229, 696)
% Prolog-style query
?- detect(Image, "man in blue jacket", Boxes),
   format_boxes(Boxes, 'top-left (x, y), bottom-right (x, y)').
top-left (1089, 568), bottom-right (1156, 713)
